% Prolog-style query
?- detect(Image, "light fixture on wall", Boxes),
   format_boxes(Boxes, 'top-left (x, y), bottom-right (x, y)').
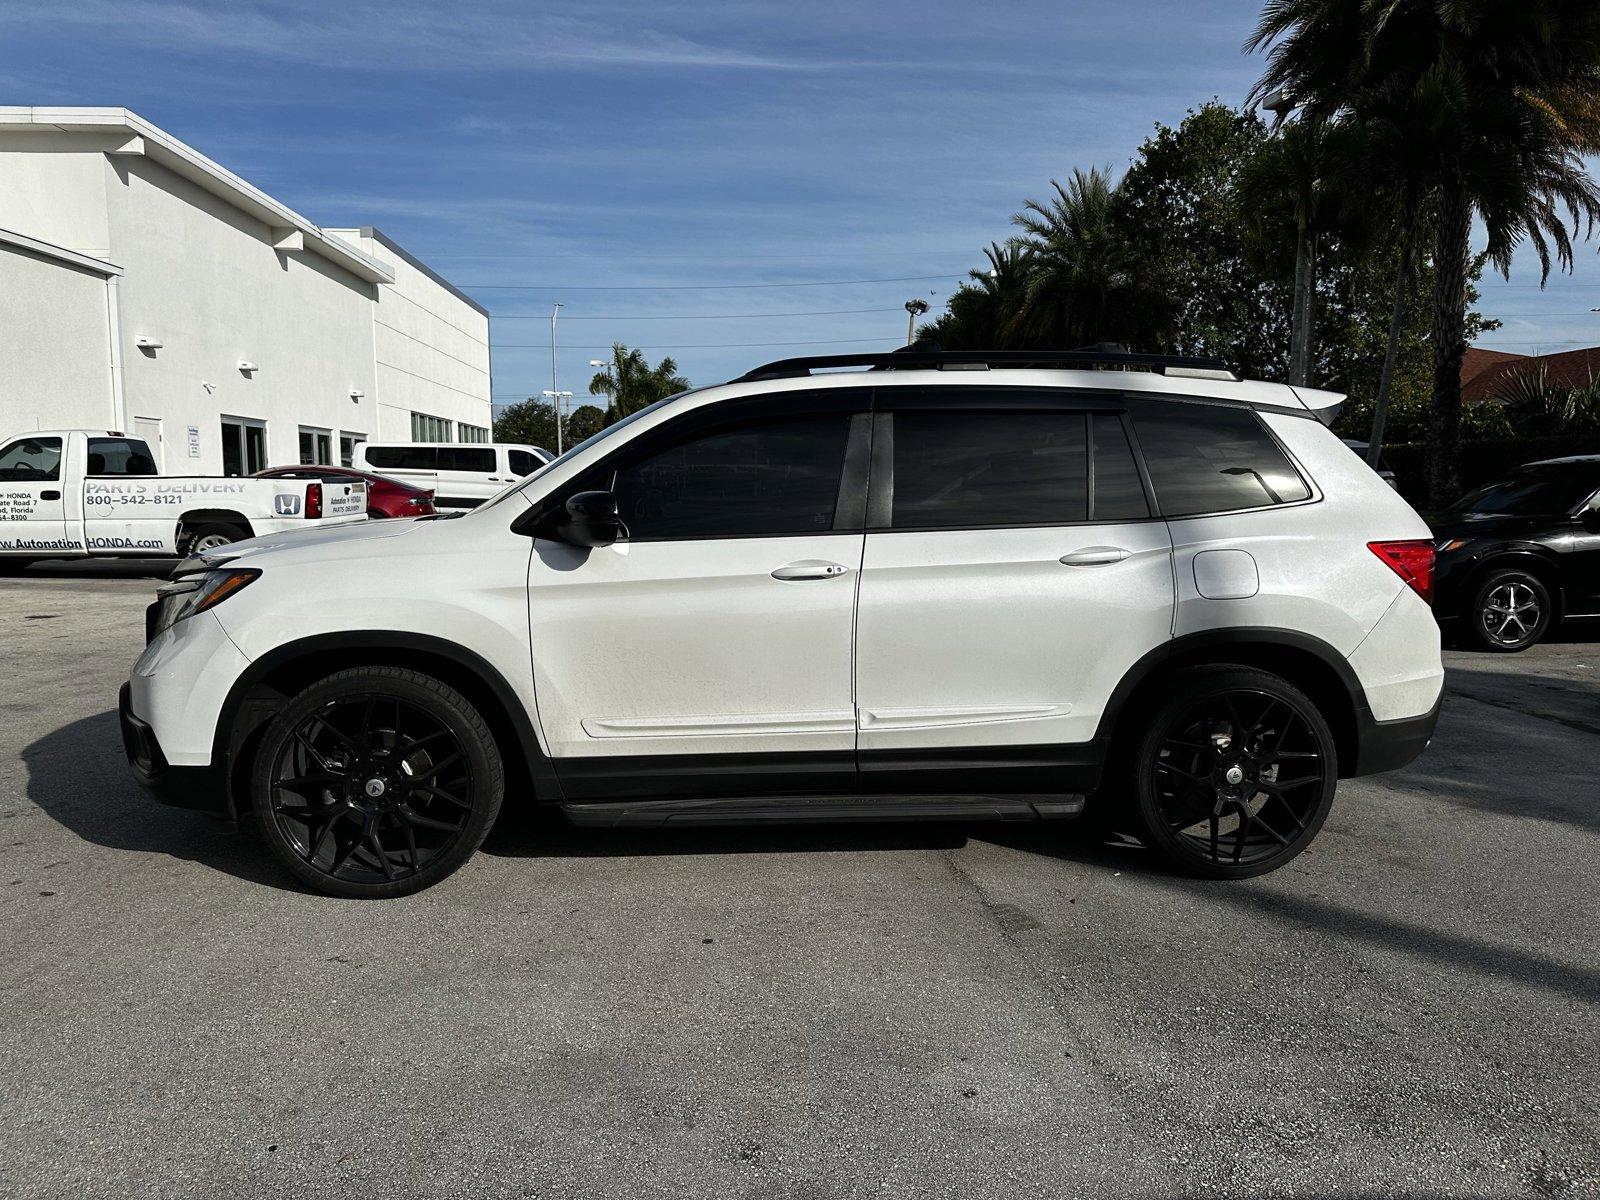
top-left (134, 335), bottom-right (162, 350)
top-left (238, 360), bottom-right (258, 374)
top-left (349, 388), bottom-right (364, 401)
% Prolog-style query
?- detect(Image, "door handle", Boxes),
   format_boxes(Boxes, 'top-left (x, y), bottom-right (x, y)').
top-left (771, 560), bottom-right (850, 581)
top-left (1059, 546), bottom-right (1130, 566)
top-left (41, 490), bottom-right (61, 501)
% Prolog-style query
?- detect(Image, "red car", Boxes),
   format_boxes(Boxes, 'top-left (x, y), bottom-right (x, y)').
top-left (254, 465), bottom-right (435, 519)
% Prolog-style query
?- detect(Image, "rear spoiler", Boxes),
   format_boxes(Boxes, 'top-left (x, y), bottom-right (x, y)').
top-left (1290, 386), bottom-right (1345, 428)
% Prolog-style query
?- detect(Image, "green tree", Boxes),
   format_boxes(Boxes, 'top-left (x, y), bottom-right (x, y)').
top-left (493, 398), bottom-right (559, 449)
top-left (921, 242), bottom-right (1034, 350)
top-left (565, 404), bottom-right (607, 445)
top-left (1248, 0), bottom-right (1600, 505)
top-left (588, 343), bottom-right (690, 420)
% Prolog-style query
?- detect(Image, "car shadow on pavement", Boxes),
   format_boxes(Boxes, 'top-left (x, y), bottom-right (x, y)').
top-left (20, 710), bottom-right (294, 891)
top-left (3, 560), bottom-right (174, 581)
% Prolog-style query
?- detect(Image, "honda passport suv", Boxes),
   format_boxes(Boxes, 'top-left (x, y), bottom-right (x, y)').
top-left (120, 349), bottom-right (1443, 898)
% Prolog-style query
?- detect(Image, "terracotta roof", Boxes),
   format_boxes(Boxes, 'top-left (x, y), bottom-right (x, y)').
top-left (1462, 346), bottom-right (1600, 405)
top-left (1460, 347), bottom-right (1525, 388)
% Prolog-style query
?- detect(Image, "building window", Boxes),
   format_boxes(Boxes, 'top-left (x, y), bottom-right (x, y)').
top-left (340, 432), bottom-right (365, 468)
top-left (221, 416), bottom-right (267, 477)
top-left (411, 412), bottom-right (452, 442)
top-left (458, 422), bottom-right (489, 444)
top-left (298, 426), bottom-right (333, 465)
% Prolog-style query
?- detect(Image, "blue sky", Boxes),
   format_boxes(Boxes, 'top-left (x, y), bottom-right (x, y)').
top-left (4, 0), bottom-right (1598, 407)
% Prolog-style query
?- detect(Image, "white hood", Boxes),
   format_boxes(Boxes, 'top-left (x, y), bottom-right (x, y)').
top-left (199, 516), bottom-right (425, 565)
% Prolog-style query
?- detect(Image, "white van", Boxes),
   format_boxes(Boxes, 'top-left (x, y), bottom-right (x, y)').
top-left (353, 442), bottom-right (551, 509)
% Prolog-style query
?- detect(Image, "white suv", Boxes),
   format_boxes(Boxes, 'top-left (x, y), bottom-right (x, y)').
top-left (120, 349), bottom-right (1443, 898)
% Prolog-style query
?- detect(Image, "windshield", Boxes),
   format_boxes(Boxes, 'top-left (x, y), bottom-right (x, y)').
top-left (1449, 469), bottom-right (1600, 517)
top-left (470, 395), bottom-right (685, 515)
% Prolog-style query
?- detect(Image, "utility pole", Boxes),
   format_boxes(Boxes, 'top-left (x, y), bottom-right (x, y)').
top-left (904, 298), bottom-right (930, 346)
top-left (543, 390), bottom-right (573, 453)
top-left (549, 302), bottom-right (565, 453)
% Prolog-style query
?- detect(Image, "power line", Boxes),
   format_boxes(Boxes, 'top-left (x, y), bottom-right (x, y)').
top-left (458, 274), bottom-right (957, 292)
top-left (489, 306), bottom-right (900, 321)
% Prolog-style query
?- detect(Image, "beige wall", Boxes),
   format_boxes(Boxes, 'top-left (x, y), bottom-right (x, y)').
top-left (0, 241), bottom-right (116, 434)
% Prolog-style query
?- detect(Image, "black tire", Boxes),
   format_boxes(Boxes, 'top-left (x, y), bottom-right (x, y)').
top-left (1131, 667), bottom-right (1337, 880)
top-left (250, 667), bottom-right (503, 898)
top-left (1465, 568), bottom-right (1551, 653)
top-left (0, 558), bottom-right (35, 576)
top-left (184, 523), bottom-right (249, 554)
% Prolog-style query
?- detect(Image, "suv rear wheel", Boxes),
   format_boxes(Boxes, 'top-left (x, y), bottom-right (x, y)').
top-left (1131, 667), bottom-right (1337, 879)
top-left (250, 667), bottom-right (504, 898)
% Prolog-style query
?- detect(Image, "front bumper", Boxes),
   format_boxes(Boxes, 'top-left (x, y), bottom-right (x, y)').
top-left (118, 682), bottom-right (229, 815)
top-left (1348, 691), bottom-right (1442, 777)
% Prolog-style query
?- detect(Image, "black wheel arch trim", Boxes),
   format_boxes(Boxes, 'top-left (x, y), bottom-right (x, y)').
top-left (210, 631), bottom-right (562, 819)
top-left (1441, 546), bottom-right (1564, 623)
top-left (1092, 626), bottom-right (1432, 780)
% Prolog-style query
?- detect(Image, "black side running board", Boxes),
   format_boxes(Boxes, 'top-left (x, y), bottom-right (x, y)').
top-left (559, 794), bottom-right (1085, 829)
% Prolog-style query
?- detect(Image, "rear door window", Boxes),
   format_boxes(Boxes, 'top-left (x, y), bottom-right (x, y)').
top-left (887, 411), bottom-right (1088, 529)
top-left (365, 446), bottom-right (437, 471)
top-left (1130, 404), bottom-right (1311, 517)
top-left (438, 447), bottom-right (496, 473)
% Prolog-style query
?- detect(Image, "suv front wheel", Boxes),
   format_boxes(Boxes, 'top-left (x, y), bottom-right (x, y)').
top-left (250, 666), bottom-right (504, 898)
top-left (1131, 667), bottom-right (1337, 879)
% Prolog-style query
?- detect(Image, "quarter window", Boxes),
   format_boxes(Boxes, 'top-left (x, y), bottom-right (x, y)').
top-left (1091, 416), bottom-right (1150, 520)
top-left (889, 412), bottom-right (1088, 529)
top-left (0, 436), bottom-right (62, 482)
top-left (1131, 405), bottom-right (1311, 516)
top-left (612, 417), bottom-right (850, 540)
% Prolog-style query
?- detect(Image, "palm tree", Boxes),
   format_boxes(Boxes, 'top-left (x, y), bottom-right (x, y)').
top-left (1237, 116), bottom-right (1351, 386)
top-left (588, 343), bottom-right (690, 421)
top-left (920, 241), bottom-right (1034, 349)
top-left (1248, 0), bottom-right (1600, 506)
top-left (1007, 166), bottom-right (1163, 348)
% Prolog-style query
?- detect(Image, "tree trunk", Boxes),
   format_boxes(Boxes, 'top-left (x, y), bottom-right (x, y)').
top-left (1428, 186), bottom-right (1472, 509)
top-left (1368, 232), bottom-right (1414, 469)
top-left (1289, 217), bottom-right (1312, 386)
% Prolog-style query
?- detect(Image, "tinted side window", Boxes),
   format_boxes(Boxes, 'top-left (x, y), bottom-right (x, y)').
top-left (1132, 405), bottom-right (1311, 517)
top-left (613, 417), bottom-right (849, 540)
top-left (365, 446), bottom-right (437, 471)
top-left (508, 450), bottom-right (539, 477)
top-left (86, 438), bottom-right (158, 476)
top-left (1091, 416), bottom-right (1149, 520)
top-left (439, 447), bottom-right (496, 473)
top-left (890, 412), bottom-right (1087, 529)
top-left (0, 437), bottom-right (62, 482)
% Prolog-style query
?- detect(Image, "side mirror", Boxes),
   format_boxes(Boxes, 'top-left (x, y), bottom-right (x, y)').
top-left (1582, 506), bottom-right (1600, 532)
top-left (557, 490), bottom-right (624, 548)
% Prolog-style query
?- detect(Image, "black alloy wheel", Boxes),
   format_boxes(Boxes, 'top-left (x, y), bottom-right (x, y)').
top-left (252, 667), bottom-right (503, 898)
top-left (1132, 667), bottom-right (1337, 879)
top-left (1467, 569), bottom-right (1551, 653)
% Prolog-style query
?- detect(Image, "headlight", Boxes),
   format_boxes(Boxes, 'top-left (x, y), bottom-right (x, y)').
top-left (149, 568), bottom-right (259, 639)
top-left (1435, 538), bottom-right (1470, 554)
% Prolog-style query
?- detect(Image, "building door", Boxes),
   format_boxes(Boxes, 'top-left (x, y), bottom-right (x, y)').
top-left (133, 416), bottom-right (163, 471)
top-left (220, 416), bottom-right (267, 476)
top-left (298, 426), bottom-right (333, 465)
top-left (339, 432), bottom-right (365, 468)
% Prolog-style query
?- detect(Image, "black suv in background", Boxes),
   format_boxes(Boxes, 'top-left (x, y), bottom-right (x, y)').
top-left (1432, 456), bottom-right (1600, 651)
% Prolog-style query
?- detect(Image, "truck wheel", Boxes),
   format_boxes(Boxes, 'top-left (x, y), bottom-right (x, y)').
top-left (0, 559), bottom-right (35, 576)
top-left (185, 523), bottom-right (247, 554)
top-left (1466, 568), bottom-right (1550, 653)
top-left (1130, 667), bottom-right (1337, 880)
top-left (250, 666), bottom-right (504, 899)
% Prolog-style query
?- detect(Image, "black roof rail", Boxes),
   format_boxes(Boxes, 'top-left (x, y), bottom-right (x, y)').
top-left (735, 347), bottom-right (1235, 383)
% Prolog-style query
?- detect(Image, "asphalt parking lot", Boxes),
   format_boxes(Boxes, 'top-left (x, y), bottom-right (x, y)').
top-left (1, 563), bottom-right (1596, 1200)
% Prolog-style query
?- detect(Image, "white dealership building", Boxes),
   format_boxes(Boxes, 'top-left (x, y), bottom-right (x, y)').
top-left (0, 107), bottom-right (491, 475)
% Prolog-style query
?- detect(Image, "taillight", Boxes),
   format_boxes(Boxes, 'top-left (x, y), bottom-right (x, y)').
top-left (305, 482), bottom-right (322, 520)
top-left (1368, 539), bottom-right (1434, 605)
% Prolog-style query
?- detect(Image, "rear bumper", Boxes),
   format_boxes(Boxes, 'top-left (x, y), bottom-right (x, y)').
top-left (1348, 692), bottom-right (1442, 777)
top-left (119, 682), bottom-right (230, 815)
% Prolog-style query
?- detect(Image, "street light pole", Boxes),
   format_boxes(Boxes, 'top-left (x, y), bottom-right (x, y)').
top-left (904, 298), bottom-right (930, 346)
top-left (549, 302), bottom-right (565, 453)
top-left (542, 389), bottom-right (572, 452)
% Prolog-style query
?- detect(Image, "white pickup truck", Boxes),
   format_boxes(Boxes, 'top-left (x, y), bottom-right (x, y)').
top-left (0, 429), bottom-right (367, 566)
